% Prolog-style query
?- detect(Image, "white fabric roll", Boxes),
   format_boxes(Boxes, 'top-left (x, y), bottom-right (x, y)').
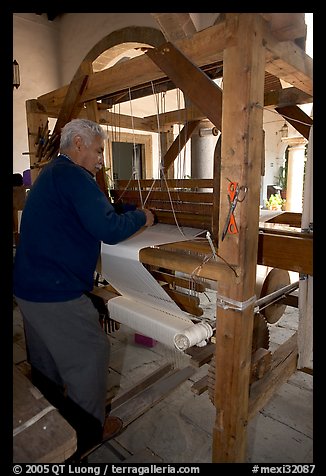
top-left (101, 223), bottom-right (212, 349)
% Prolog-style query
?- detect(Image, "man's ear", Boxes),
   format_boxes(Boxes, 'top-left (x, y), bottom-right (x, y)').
top-left (75, 135), bottom-right (82, 151)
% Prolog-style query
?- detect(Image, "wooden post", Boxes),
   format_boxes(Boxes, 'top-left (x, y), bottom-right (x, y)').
top-left (212, 13), bottom-right (266, 462)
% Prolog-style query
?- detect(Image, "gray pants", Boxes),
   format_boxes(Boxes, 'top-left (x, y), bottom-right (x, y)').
top-left (15, 294), bottom-right (110, 425)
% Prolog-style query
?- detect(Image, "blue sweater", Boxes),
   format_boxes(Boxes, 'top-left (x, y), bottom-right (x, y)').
top-left (13, 155), bottom-right (146, 302)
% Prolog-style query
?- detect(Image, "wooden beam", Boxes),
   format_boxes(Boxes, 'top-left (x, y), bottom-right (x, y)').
top-left (37, 84), bottom-right (313, 135)
top-left (163, 120), bottom-right (201, 171)
top-left (110, 362), bottom-right (174, 410)
top-left (264, 87), bottom-right (312, 108)
top-left (257, 232), bottom-right (312, 275)
top-left (146, 42), bottom-right (223, 130)
top-left (261, 13), bottom-right (306, 41)
top-left (114, 178), bottom-right (213, 189)
top-left (36, 21), bottom-right (233, 110)
top-left (36, 16), bottom-right (312, 117)
top-left (248, 333), bottom-right (298, 419)
top-left (111, 366), bottom-right (196, 427)
top-left (151, 13), bottom-right (197, 41)
top-left (52, 73), bottom-right (89, 137)
top-left (264, 30), bottom-right (313, 95)
top-left (275, 105), bottom-right (313, 140)
top-left (212, 13), bottom-right (266, 463)
top-left (139, 247), bottom-right (237, 282)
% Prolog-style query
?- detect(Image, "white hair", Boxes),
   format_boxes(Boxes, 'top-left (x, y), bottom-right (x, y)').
top-left (60, 119), bottom-right (105, 150)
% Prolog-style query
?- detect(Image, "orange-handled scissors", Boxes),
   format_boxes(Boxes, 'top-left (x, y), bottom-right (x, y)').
top-left (221, 181), bottom-right (247, 241)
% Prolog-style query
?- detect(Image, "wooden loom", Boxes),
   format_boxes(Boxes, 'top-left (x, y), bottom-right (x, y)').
top-left (24, 13), bottom-right (313, 462)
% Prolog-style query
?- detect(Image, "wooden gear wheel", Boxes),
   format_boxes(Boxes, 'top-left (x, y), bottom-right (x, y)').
top-left (207, 312), bottom-right (270, 404)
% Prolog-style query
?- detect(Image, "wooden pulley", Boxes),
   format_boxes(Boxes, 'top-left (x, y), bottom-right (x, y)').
top-left (255, 265), bottom-right (291, 324)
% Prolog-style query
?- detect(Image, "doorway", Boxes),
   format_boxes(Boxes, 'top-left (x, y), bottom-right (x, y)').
top-left (112, 142), bottom-right (143, 180)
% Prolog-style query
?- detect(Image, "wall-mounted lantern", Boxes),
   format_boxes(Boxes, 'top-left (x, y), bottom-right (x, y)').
top-left (13, 60), bottom-right (20, 89)
top-left (280, 121), bottom-right (288, 138)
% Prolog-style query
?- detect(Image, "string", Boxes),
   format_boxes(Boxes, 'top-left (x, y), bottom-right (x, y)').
top-left (150, 82), bottom-right (187, 237)
top-left (129, 87), bottom-right (144, 209)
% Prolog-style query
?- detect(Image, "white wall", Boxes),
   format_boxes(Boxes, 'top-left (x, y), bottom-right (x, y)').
top-left (13, 13), bottom-right (163, 175)
top-left (58, 13), bottom-right (158, 84)
top-left (13, 14), bottom-right (61, 174)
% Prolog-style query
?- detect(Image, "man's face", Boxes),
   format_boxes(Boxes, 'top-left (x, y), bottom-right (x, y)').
top-left (78, 135), bottom-right (105, 176)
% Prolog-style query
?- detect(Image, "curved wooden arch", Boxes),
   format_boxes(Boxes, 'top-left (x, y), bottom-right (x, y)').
top-left (53, 26), bottom-right (166, 136)
top-left (83, 26), bottom-right (166, 65)
top-left (52, 26), bottom-right (166, 195)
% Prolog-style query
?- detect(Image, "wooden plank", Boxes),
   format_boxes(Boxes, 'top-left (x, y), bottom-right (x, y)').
top-left (248, 333), bottom-right (298, 420)
top-left (275, 105), bottom-right (313, 140)
top-left (111, 189), bottom-right (213, 203)
top-left (48, 72), bottom-right (89, 161)
top-left (39, 82), bottom-right (313, 127)
top-left (111, 366), bottom-right (196, 427)
top-left (264, 30), bottom-right (313, 95)
top-left (52, 73), bottom-right (89, 136)
top-left (186, 342), bottom-right (215, 367)
top-left (264, 86), bottom-right (312, 108)
top-left (257, 232), bottom-right (312, 275)
top-left (111, 362), bottom-right (174, 410)
top-left (157, 240), bottom-right (212, 254)
top-left (13, 366), bottom-right (77, 463)
top-left (98, 110), bottom-right (156, 132)
top-left (191, 375), bottom-right (208, 395)
top-left (145, 210), bottom-right (211, 229)
top-left (115, 178), bottom-right (213, 189)
top-left (138, 230), bottom-right (312, 276)
top-left (139, 247), bottom-right (237, 282)
top-left (265, 211), bottom-right (302, 227)
top-left (259, 222), bottom-right (308, 237)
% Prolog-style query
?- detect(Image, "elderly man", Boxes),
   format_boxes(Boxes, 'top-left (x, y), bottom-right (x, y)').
top-left (13, 118), bottom-right (154, 460)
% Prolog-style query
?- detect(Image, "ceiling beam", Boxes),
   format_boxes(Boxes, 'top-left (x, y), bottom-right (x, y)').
top-left (36, 20), bottom-right (234, 110)
top-left (151, 13), bottom-right (197, 41)
top-left (36, 17), bottom-right (312, 113)
top-left (146, 42), bottom-right (223, 130)
top-left (275, 105), bottom-right (313, 140)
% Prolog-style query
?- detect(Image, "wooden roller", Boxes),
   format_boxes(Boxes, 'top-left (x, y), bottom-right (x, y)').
top-left (255, 265), bottom-right (291, 324)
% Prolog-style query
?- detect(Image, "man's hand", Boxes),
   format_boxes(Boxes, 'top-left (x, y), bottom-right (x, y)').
top-left (142, 208), bottom-right (155, 227)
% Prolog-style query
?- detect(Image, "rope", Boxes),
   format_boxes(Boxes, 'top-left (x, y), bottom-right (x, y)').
top-left (129, 87), bottom-right (144, 209)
